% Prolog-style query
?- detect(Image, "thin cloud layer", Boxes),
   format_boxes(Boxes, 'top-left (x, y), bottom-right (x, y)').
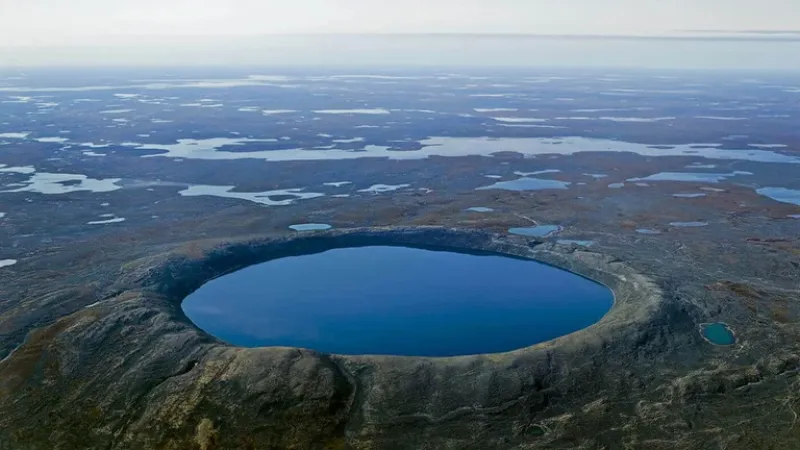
top-left (0, 0), bottom-right (798, 68)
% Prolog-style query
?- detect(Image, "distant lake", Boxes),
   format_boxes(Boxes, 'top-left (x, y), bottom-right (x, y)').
top-left (509, 225), bottom-right (562, 237)
top-left (182, 246), bottom-right (613, 356)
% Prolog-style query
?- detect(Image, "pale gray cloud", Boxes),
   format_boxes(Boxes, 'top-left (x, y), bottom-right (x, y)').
top-left (1, 0), bottom-right (799, 68)
top-left (3, 0), bottom-right (800, 44)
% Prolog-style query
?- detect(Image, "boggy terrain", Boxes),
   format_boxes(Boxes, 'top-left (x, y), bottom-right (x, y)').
top-left (1, 68), bottom-right (800, 449)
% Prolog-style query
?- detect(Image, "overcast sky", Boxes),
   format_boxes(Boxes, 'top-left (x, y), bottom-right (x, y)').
top-left (1, 0), bottom-right (799, 68)
top-left (4, 0), bottom-right (800, 42)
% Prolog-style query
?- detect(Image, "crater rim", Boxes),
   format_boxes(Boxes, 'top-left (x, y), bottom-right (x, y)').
top-left (142, 226), bottom-right (662, 360)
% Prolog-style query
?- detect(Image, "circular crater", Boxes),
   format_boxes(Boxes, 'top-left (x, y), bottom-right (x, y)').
top-left (181, 241), bottom-right (613, 357)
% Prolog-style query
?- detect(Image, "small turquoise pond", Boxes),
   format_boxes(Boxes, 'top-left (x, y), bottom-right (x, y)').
top-left (289, 223), bottom-right (332, 231)
top-left (182, 245), bottom-right (613, 356)
top-left (509, 225), bottom-right (562, 237)
top-left (466, 207), bottom-right (494, 212)
top-left (700, 322), bottom-right (736, 346)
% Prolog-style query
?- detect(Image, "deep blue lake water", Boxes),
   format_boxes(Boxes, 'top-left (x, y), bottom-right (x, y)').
top-left (182, 246), bottom-right (613, 356)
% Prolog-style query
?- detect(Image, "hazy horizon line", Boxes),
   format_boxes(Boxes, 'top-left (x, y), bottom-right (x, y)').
top-left (684, 29), bottom-right (800, 35)
top-left (5, 32), bottom-right (800, 47)
top-left (3, 32), bottom-right (799, 71)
